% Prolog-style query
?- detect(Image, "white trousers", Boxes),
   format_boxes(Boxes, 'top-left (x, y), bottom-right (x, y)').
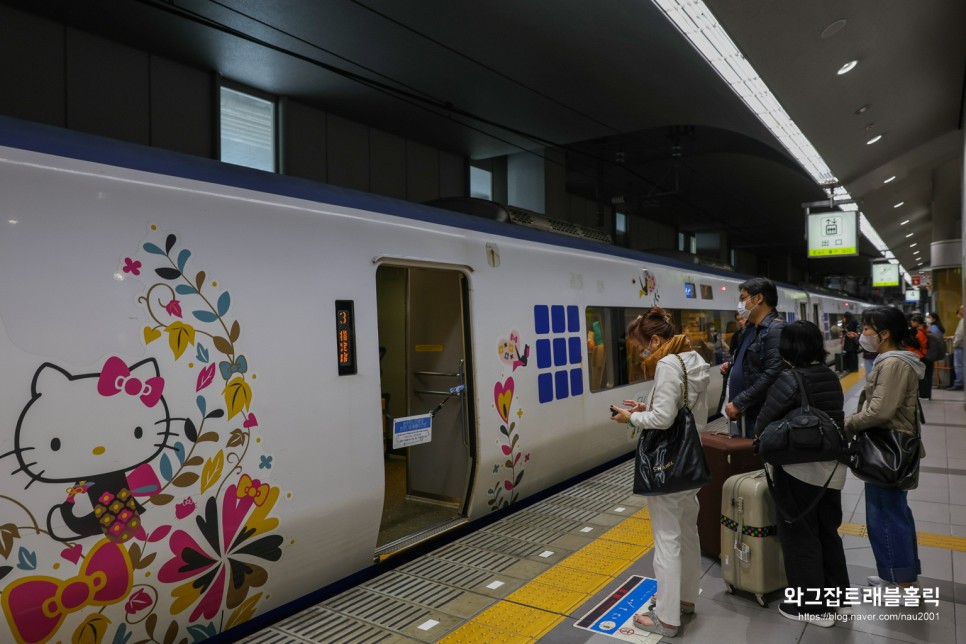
top-left (647, 490), bottom-right (702, 627)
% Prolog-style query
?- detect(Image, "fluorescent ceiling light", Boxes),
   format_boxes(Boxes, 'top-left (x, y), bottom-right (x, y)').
top-left (837, 60), bottom-right (859, 75)
top-left (867, 135), bottom-right (883, 144)
top-left (905, 233), bottom-right (914, 238)
top-left (913, 250), bottom-right (920, 254)
top-left (900, 219), bottom-right (910, 225)
top-left (893, 202), bottom-right (905, 208)
top-left (837, 202), bottom-right (859, 211)
top-left (884, 176), bottom-right (896, 183)
top-left (652, 0), bottom-right (911, 283)
top-left (910, 242), bottom-right (917, 247)
top-left (652, 0), bottom-right (836, 185)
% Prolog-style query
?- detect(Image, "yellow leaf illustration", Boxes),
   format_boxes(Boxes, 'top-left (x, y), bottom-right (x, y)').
top-left (166, 321), bottom-right (195, 360)
top-left (73, 613), bottom-right (111, 644)
top-left (200, 450), bottom-right (224, 494)
top-left (143, 326), bottom-right (162, 345)
top-left (225, 592), bottom-right (263, 630)
top-left (223, 376), bottom-right (253, 420)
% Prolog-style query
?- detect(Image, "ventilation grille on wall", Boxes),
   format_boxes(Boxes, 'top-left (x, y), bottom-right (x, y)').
top-left (506, 206), bottom-right (612, 244)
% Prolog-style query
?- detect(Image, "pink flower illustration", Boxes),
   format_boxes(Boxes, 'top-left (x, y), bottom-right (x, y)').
top-left (175, 497), bottom-right (196, 519)
top-left (122, 257), bottom-right (141, 275)
top-left (124, 588), bottom-right (153, 615)
top-left (158, 483), bottom-right (282, 622)
top-left (165, 298), bottom-right (183, 318)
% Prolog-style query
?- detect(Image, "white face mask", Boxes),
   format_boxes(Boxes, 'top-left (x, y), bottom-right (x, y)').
top-left (737, 297), bottom-right (758, 321)
top-left (858, 331), bottom-right (882, 353)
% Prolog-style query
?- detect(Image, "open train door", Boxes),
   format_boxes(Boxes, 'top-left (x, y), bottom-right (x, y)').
top-left (374, 264), bottom-right (474, 557)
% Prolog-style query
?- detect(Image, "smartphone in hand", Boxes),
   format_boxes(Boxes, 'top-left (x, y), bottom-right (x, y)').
top-left (610, 406), bottom-right (620, 417)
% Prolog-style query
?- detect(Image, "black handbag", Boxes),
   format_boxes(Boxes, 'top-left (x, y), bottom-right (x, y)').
top-left (755, 370), bottom-right (845, 465)
top-left (633, 354), bottom-right (711, 496)
top-left (845, 414), bottom-right (922, 490)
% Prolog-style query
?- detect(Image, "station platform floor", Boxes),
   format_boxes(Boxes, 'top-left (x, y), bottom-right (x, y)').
top-left (243, 372), bottom-right (966, 644)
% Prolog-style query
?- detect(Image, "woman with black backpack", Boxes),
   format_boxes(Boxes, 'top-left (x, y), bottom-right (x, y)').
top-left (755, 320), bottom-right (848, 626)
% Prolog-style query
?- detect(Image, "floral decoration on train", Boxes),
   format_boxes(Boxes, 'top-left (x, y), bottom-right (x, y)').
top-left (637, 268), bottom-right (659, 303)
top-left (0, 228), bottom-right (285, 644)
top-left (487, 330), bottom-right (531, 510)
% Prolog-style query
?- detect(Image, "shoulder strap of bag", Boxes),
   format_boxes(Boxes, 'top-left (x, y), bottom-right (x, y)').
top-left (764, 462), bottom-right (838, 524)
top-left (790, 369), bottom-right (811, 410)
top-left (675, 353), bottom-right (690, 411)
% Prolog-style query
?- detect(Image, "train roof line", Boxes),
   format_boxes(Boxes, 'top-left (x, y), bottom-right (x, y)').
top-left (0, 115), bottom-right (865, 304)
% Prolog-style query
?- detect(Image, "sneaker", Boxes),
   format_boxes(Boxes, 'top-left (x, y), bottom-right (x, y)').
top-left (837, 605), bottom-right (854, 616)
top-left (778, 603), bottom-right (834, 628)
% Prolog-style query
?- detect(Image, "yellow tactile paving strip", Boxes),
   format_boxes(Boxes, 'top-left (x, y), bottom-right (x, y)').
top-left (840, 521), bottom-right (966, 552)
top-left (438, 506), bottom-right (654, 643)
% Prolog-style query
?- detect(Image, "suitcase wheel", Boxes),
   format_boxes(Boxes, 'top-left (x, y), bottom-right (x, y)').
top-left (724, 582), bottom-right (735, 594)
top-left (755, 594), bottom-right (768, 608)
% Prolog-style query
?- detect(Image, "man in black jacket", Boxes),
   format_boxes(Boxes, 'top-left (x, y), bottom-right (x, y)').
top-left (724, 277), bottom-right (785, 437)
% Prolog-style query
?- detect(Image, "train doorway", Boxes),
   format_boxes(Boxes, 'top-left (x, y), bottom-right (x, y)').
top-left (374, 265), bottom-right (474, 557)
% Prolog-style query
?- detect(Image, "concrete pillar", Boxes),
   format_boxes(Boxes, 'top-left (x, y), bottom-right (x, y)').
top-left (929, 156), bottom-right (963, 339)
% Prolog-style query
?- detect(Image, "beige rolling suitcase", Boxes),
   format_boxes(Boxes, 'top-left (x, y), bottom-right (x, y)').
top-left (720, 469), bottom-right (786, 606)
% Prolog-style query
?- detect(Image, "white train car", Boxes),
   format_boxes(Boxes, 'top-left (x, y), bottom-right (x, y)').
top-left (0, 118), bottom-right (863, 643)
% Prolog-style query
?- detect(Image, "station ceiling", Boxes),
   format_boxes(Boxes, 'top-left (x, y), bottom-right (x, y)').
top-left (7, 0), bottom-right (964, 286)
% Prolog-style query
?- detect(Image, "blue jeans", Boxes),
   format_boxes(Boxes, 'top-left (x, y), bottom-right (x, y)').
top-left (865, 483), bottom-right (920, 582)
top-left (955, 346), bottom-right (964, 387)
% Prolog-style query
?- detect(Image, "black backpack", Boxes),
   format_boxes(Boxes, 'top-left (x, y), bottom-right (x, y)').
top-left (925, 332), bottom-right (946, 362)
top-left (755, 370), bottom-right (845, 465)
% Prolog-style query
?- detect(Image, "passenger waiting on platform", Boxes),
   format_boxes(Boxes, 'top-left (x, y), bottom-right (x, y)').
top-left (846, 306), bottom-right (924, 589)
top-left (948, 305), bottom-right (964, 391)
top-left (754, 321), bottom-right (849, 625)
top-left (910, 314), bottom-right (933, 400)
top-left (724, 277), bottom-right (785, 437)
top-left (841, 311), bottom-right (860, 373)
top-left (925, 311), bottom-right (946, 336)
top-left (610, 307), bottom-right (710, 638)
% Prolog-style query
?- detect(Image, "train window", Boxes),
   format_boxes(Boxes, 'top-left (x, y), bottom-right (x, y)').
top-left (684, 282), bottom-right (696, 299)
top-left (827, 313), bottom-right (843, 341)
top-left (699, 284), bottom-right (713, 299)
top-left (586, 306), bottom-right (734, 394)
top-left (220, 85), bottom-right (277, 172)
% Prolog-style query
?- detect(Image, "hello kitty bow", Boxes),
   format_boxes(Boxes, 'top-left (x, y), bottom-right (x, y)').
top-left (97, 356), bottom-right (164, 407)
top-left (1, 540), bottom-right (133, 644)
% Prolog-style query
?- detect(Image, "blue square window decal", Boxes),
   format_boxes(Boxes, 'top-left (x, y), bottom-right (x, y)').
top-left (570, 368), bottom-right (583, 396)
top-left (536, 339), bottom-right (552, 369)
top-left (555, 370), bottom-right (569, 400)
top-left (538, 373), bottom-right (554, 403)
top-left (534, 305), bottom-right (550, 334)
top-left (567, 306), bottom-right (579, 332)
top-left (552, 338), bottom-right (567, 367)
top-left (568, 337), bottom-right (582, 365)
top-left (533, 302), bottom-right (584, 405)
top-left (551, 305), bottom-right (565, 333)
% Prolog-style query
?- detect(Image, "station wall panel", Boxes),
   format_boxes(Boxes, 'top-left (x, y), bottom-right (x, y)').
top-left (150, 57), bottom-right (213, 158)
top-left (282, 99), bottom-right (328, 184)
top-left (328, 113), bottom-right (371, 192)
top-left (370, 129), bottom-right (407, 200)
top-left (0, 6), bottom-right (65, 127)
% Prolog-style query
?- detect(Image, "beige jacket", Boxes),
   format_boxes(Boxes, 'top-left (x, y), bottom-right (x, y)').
top-left (845, 351), bottom-right (924, 438)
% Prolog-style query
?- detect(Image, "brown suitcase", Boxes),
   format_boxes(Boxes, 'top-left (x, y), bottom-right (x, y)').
top-left (697, 431), bottom-right (761, 557)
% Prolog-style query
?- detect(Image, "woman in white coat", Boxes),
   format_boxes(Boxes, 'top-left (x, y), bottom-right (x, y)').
top-left (610, 307), bottom-right (710, 638)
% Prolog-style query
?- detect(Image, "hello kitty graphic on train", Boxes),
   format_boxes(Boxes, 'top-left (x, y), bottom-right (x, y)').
top-left (1, 230), bottom-right (286, 644)
top-left (14, 357), bottom-right (172, 545)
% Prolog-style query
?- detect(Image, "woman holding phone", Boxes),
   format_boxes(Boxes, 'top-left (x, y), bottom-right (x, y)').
top-left (610, 307), bottom-right (710, 638)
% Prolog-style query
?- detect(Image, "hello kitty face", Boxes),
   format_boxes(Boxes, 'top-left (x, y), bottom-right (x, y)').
top-left (11, 357), bottom-right (173, 485)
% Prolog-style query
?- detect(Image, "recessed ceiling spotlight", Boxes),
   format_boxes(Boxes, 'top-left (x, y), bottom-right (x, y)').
top-left (899, 219), bottom-right (910, 225)
top-left (855, 104), bottom-right (871, 115)
top-left (837, 60), bottom-right (859, 75)
top-left (7, 219), bottom-right (16, 225)
top-left (893, 201), bottom-right (905, 208)
top-left (867, 134), bottom-right (882, 144)
top-left (821, 19), bottom-right (847, 39)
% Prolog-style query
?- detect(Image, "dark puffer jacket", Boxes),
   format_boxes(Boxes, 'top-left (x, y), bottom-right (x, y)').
top-left (754, 363), bottom-right (845, 436)
top-left (732, 310), bottom-right (786, 417)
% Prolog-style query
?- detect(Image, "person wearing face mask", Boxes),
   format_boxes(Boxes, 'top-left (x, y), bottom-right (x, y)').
top-left (846, 306), bottom-right (925, 589)
top-left (610, 307), bottom-right (710, 638)
top-left (723, 277), bottom-right (785, 437)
